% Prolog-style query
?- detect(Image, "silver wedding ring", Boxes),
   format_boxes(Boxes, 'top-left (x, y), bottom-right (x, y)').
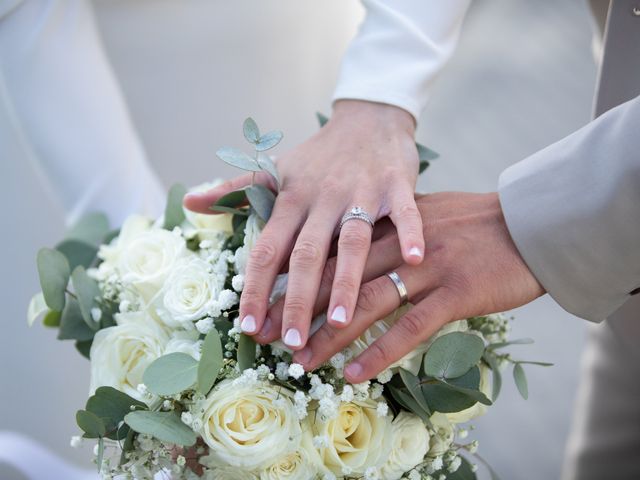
top-left (386, 271), bottom-right (409, 306)
top-left (339, 206), bottom-right (375, 230)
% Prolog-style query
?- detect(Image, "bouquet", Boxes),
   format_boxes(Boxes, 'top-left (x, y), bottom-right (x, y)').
top-left (28, 117), bottom-right (550, 480)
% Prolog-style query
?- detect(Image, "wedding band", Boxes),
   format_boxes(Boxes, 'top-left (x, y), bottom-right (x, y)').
top-left (386, 271), bottom-right (409, 306)
top-left (339, 206), bottom-right (375, 230)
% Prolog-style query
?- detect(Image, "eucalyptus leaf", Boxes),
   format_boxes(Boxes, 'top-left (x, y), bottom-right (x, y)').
top-left (124, 411), bottom-right (197, 447)
top-left (76, 410), bottom-right (105, 438)
top-left (71, 266), bottom-right (101, 330)
top-left (516, 360), bottom-right (554, 367)
top-left (418, 160), bottom-right (430, 174)
top-left (387, 384), bottom-right (430, 425)
top-left (513, 363), bottom-right (528, 400)
top-left (424, 332), bottom-right (485, 380)
top-left (56, 239), bottom-right (98, 270)
top-left (399, 368), bottom-right (431, 415)
top-left (216, 147), bottom-right (261, 172)
top-left (164, 183), bottom-right (188, 230)
top-left (119, 429), bottom-right (135, 466)
top-left (66, 212), bottom-right (109, 246)
top-left (237, 333), bottom-right (257, 371)
top-left (256, 153), bottom-right (280, 188)
top-left (439, 379), bottom-right (492, 406)
top-left (243, 117), bottom-right (260, 143)
top-left (483, 353), bottom-right (503, 401)
top-left (143, 353), bottom-right (198, 396)
top-left (43, 310), bottom-right (62, 328)
top-left (255, 130), bottom-right (283, 152)
top-left (198, 328), bottom-right (223, 395)
top-left (86, 386), bottom-right (147, 440)
top-left (211, 189), bottom-right (247, 210)
top-left (75, 340), bottom-right (93, 359)
top-left (209, 205), bottom-right (249, 216)
top-left (246, 184), bottom-right (275, 222)
top-left (58, 298), bottom-right (95, 342)
top-left (416, 142), bottom-right (439, 162)
top-left (316, 112), bottom-right (329, 127)
top-left (27, 292), bottom-right (48, 327)
top-left (96, 437), bottom-right (104, 473)
top-left (488, 338), bottom-right (534, 350)
top-left (37, 247), bottom-right (70, 312)
top-left (421, 366), bottom-right (481, 413)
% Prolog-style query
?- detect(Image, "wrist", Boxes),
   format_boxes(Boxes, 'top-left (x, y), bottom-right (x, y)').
top-left (330, 99), bottom-right (416, 136)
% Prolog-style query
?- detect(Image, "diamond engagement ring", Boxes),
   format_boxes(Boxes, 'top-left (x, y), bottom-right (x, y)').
top-left (339, 206), bottom-right (375, 230)
top-left (386, 271), bottom-right (409, 306)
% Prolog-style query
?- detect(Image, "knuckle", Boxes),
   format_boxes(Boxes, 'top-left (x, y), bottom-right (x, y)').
top-left (276, 189), bottom-right (302, 209)
top-left (248, 241), bottom-right (279, 270)
top-left (291, 240), bottom-right (323, 269)
top-left (283, 295), bottom-right (310, 321)
top-left (333, 276), bottom-right (359, 293)
top-left (339, 228), bottom-right (370, 252)
top-left (356, 281), bottom-right (385, 313)
top-left (395, 203), bottom-right (421, 221)
top-left (318, 178), bottom-right (343, 199)
top-left (366, 341), bottom-right (391, 366)
top-left (315, 325), bottom-right (338, 345)
top-left (399, 311), bottom-right (425, 339)
top-left (319, 259), bottom-right (338, 292)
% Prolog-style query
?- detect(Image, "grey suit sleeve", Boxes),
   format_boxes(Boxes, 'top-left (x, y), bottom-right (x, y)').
top-left (498, 94), bottom-right (640, 322)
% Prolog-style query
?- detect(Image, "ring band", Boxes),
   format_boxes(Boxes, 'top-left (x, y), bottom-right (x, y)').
top-left (386, 271), bottom-right (409, 306)
top-left (340, 206), bottom-right (375, 230)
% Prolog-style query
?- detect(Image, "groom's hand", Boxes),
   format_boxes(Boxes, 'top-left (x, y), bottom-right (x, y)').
top-left (184, 100), bottom-right (425, 351)
top-left (264, 192), bottom-right (545, 382)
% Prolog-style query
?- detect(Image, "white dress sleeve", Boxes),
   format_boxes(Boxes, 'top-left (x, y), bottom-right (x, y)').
top-left (332, 0), bottom-right (471, 121)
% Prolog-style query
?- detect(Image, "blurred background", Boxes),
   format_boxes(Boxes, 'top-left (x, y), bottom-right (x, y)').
top-left (0, 0), bottom-right (597, 478)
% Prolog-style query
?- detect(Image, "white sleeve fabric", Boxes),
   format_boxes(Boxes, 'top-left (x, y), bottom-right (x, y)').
top-left (0, 0), bottom-right (166, 227)
top-left (332, 0), bottom-right (471, 121)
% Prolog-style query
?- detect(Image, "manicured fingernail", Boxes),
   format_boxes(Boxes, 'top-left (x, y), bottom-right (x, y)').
top-left (284, 328), bottom-right (302, 347)
top-left (184, 192), bottom-right (205, 200)
top-left (296, 347), bottom-right (312, 364)
top-left (258, 316), bottom-right (272, 337)
top-left (409, 246), bottom-right (423, 259)
top-left (331, 306), bottom-right (347, 323)
top-left (240, 315), bottom-right (256, 333)
top-left (345, 362), bottom-right (363, 379)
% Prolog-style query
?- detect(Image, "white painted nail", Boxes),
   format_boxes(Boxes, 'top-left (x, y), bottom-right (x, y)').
top-left (284, 328), bottom-right (302, 347)
top-left (241, 315), bottom-right (256, 333)
top-left (331, 306), bottom-right (347, 323)
top-left (409, 246), bottom-right (423, 258)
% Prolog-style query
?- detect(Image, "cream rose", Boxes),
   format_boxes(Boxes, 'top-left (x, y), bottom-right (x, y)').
top-left (183, 181), bottom-right (234, 243)
top-left (164, 330), bottom-right (202, 361)
top-left (427, 413), bottom-right (455, 458)
top-left (348, 305), bottom-right (468, 376)
top-left (117, 228), bottom-right (189, 301)
top-left (95, 215), bottom-right (152, 280)
top-left (234, 213), bottom-right (265, 275)
top-left (89, 311), bottom-right (169, 401)
top-left (206, 467), bottom-right (258, 480)
top-left (259, 423), bottom-right (324, 480)
top-left (198, 381), bottom-right (302, 470)
top-left (312, 399), bottom-right (393, 477)
top-left (445, 364), bottom-right (492, 424)
top-left (380, 412), bottom-right (431, 480)
top-left (153, 257), bottom-right (220, 328)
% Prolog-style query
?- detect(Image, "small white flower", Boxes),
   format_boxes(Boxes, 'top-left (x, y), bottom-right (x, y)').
top-left (192, 418), bottom-right (203, 431)
top-left (181, 412), bottom-right (193, 426)
top-left (376, 369), bottom-right (393, 384)
top-left (313, 435), bottom-right (330, 449)
top-left (162, 399), bottom-right (172, 410)
top-left (471, 463), bottom-right (479, 472)
top-left (458, 428), bottom-right (469, 439)
top-left (364, 466), bottom-right (380, 480)
top-left (288, 363), bottom-right (305, 379)
top-left (176, 455), bottom-right (186, 467)
top-left (195, 317), bottom-right (214, 334)
top-left (429, 456), bottom-right (444, 473)
top-left (90, 307), bottom-right (102, 323)
top-left (370, 383), bottom-right (384, 400)
top-left (408, 470), bottom-right (421, 480)
top-left (217, 289), bottom-right (239, 311)
top-left (341, 466), bottom-right (352, 476)
top-left (231, 274), bottom-right (245, 292)
top-left (70, 436), bottom-right (82, 448)
top-left (376, 402), bottom-right (389, 418)
top-left (275, 362), bottom-right (289, 381)
top-left (340, 385), bottom-right (354, 402)
top-left (256, 364), bottom-right (271, 378)
top-left (468, 440), bottom-right (479, 454)
top-left (448, 456), bottom-right (462, 473)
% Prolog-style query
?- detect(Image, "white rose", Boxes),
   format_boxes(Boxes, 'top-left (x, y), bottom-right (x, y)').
top-left (427, 413), bottom-right (454, 458)
top-left (183, 181), bottom-right (234, 243)
top-left (312, 399), bottom-right (393, 477)
top-left (198, 381), bottom-right (302, 470)
top-left (380, 412), bottom-right (431, 480)
top-left (95, 215), bottom-right (152, 280)
top-left (348, 307), bottom-right (468, 376)
top-left (445, 364), bottom-right (492, 424)
top-left (89, 312), bottom-right (169, 401)
top-left (234, 213), bottom-right (265, 275)
top-left (117, 228), bottom-right (189, 301)
top-left (164, 330), bottom-right (202, 361)
top-left (259, 421), bottom-right (325, 480)
top-left (205, 467), bottom-right (258, 480)
top-left (153, 256), bottom-right (220, 328)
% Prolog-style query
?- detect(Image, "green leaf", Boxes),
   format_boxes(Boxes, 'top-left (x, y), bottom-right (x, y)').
top-left (86, 386), bottom-right (147, 440)
top-left (211, 189), bottom-right (247, 209)
top-left (66, 212), bottom-right (110, 246)
top-left (71, 266), bottom-right (101, 330)
top-left (142, 353), bottom-right (198, 396)
top-left (76, 410), bottom-right (106, 438)
top-left (164, 183), bottom-right (188, 230)
top-left (416, 142), bottom-right (439, 162)
top-left (37, 248), bottom-right (71, 312)
top-left (119, 428), bottom-right (135, 466)
top-left (439, 379), bottom-right (492, 406)
top-left (418, 160), bottom-right (430, 174)
top-left (75, 340), bottom-right (93, 359)
top-left (484, 353), bottom-right (503, 401)
top-left (246, 184), bottom-right (275, 222)
top-left (216, 147), bottom-right (261, 172)
top-left (513, 363), bottom-right (528, 400)
top-left (399, 368), bottom-right (431, 415)
top-left (43, 310), bottom-right (62, 328)
top-left (243, 117), bottom-right (260, 143)
top-left (237, 333), bottom-right (257, 371)
top-left (209, 205), bottom-right (249, 216)
top-left (27, 292), bottom-right (48, 327)
top-left (255, 130), bottom-right (283, 151)
top-left (445, 456), bottom-right (477, 480)
top-left (387, 384), bottom-right (430, 425)
top-left (517, 360), bottom-right (554, 367)
top-left (56, 239), bottom-right (98, 271)
top-left (256, 153), bottom-right (280, 188)
top-left (424, 332), bottom-right (485, 380)
top-left (421, 366), bottom-right (481, 413)
top-left (58, 298), bottom-right (95, 341)
top-left (124, 411), bottom-right (197, 447)
top-left (488, 338), bottom-right (534, 350)
top-left (198, 329), bottom-right (223, 395)
top-left (96, 437), bottom-right (104, 473)
top-left (316, 112), bottom-right (329, 127)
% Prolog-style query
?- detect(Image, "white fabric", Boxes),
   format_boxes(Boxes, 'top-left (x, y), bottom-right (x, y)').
top-left (332, 0), bottom-right (470, 121)
top-left (0, 0), bottom-right (165, 226)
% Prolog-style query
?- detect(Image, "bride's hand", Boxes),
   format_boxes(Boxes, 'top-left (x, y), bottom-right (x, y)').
top-left (258, 192), bottom-right (544, 381)
top-left (183, 100), bottom-right (424, 350)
